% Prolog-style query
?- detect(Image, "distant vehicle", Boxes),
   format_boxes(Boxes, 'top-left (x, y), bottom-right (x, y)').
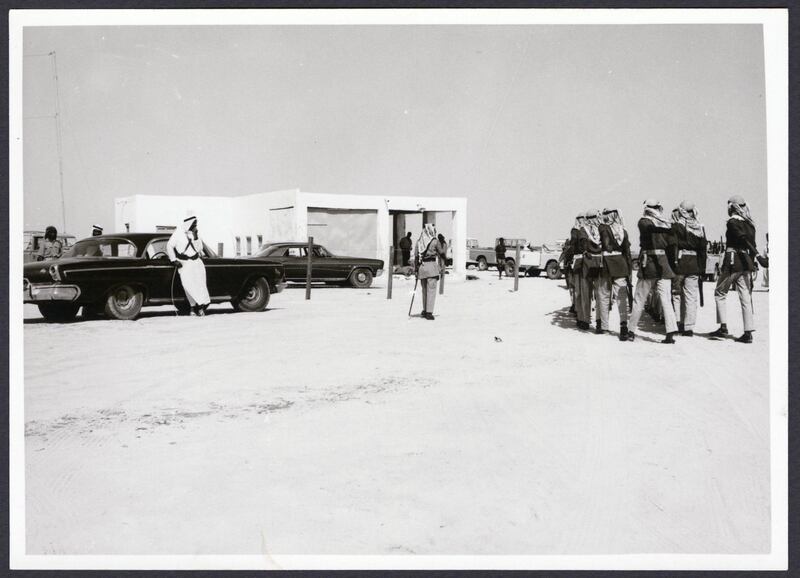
top-left (466, 237), bottom-right (564, 279)
top-left (23, 230), bottom-right (76, 262)
top-left (23, 233), bottom-right (286, 321)
top-left (252, 242), bottom-right (384, 288)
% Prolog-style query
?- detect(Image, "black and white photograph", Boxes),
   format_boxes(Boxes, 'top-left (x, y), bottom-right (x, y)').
top-left (9, 8), bottom-right (788, 571)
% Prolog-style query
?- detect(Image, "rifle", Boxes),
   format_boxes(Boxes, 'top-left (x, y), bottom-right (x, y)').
top-left (408, 276), bottom-right (419, 317)
top-left (626, 276), bottom-right (634, 313)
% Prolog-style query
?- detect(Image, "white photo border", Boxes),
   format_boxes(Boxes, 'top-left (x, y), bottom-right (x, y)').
top-left (8, 7), bottom-right (789, 571)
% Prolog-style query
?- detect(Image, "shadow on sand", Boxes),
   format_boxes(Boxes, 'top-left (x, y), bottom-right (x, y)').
top-left (546, 305), bottom-right (668, 344)
top-left (24, 306), bottom-right (283, 325)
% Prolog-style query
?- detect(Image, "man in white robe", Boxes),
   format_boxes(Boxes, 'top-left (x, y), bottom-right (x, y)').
top-left (167, 216), bottom-right (211, 316)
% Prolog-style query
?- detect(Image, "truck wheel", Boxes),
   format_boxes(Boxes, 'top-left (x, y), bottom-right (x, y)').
top-left (349, 268), bottom-right (374, 288)
top-left (38, 303), bottom-right (80, 322)
top-left (504, 259), bottom-right (516, 277)
top-left (104, 285), bottom-right (144, 320)
top-left (233, 277), bottom-right (270, 312)
top-left (477, 257), bottom-right (488, 271)
top-left (545, 260), bottom-right (561, 280)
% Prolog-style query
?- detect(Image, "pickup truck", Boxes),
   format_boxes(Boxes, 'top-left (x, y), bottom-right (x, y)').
top-left (466, 238), bottom-right (565, 279)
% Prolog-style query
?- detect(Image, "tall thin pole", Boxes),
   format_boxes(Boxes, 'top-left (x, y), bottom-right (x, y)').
top-left (50, 51), bottom-right (67, 233)
top-left (387, 246), bottom-right (393, 299)
top-left (305, 236), bottom-right (313, 300)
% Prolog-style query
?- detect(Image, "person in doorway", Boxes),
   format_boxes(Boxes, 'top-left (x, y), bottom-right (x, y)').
top-left (91, 225), bottom-right (103, 237)
top-left (710, 195), bottom-right (757, 343)
top-left (670, 201), bottom-right (707, 337)
top-left (398, 232), bottom-right (413, 267)
top-left (414, 223), bottom-right (446, 320)
top-left (495, 237), bottom-right (507, 279)
top-left (167, 216), bottom-right (211, 316)
top-left (625, 200), bottom-right (679, 344)
top-left (36, 226), bottom-right (63, 261)
top-left (597, 208), bottom-right (632, 339)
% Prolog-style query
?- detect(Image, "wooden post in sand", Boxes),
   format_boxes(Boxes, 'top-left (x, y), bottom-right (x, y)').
top-left (387, 246), bottom-right (393, 300)
top-left (514, 245), bottom-right (521, 292)
top-left (305, 236), bottom-right (313, 300)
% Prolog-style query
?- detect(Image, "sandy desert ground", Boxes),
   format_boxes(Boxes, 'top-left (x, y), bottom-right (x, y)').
top-left (22, 270), bottom-right (771, 556)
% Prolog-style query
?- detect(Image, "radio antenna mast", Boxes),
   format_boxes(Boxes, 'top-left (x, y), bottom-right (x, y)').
top-left (50, 51), bottom-right (67, 233)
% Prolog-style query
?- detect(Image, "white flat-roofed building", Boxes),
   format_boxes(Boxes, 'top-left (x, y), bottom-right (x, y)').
top-left (114, 189), bottom-right (468, 279)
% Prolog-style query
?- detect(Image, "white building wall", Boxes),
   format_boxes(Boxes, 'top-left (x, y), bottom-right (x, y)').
top-left (113, 189), bottom-right (467, 278)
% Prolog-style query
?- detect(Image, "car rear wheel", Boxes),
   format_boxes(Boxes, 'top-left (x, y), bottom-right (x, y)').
top-left (38, 303), bottom-right (80, 322)
top-left (349, 268), bottom-right (373, 288)
top-left (233, 277), bottom-right (270, 312)
top-left (545, 260), bottom-right (561, 280)
top-left (477, 257), bottom-right (488, 271)
top-left (504, 259), bottom-right (516, 276)
top-left (104, 285), bottom-right (144, 320)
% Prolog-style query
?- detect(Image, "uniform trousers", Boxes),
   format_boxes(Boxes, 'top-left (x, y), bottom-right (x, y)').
top-left (576, 273), bottom-right (593, 324)
top-left (629, 278), bottom-right (678, 334)
top-left (596, 272), bottom-right (628, 330)
top-left (671, 274), bottom-right (700, 330)
top-left (420, 276), bottom-right (438, 313)
top-left (714, 271), bottom-right (754, 331)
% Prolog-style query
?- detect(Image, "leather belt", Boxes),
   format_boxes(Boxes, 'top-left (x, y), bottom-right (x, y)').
top-left (678, 249), bottom-right (697, 257)
top-left (644, 249), bottom-right (666, 255)
top-left (602, 251), bottom-right (622, 256)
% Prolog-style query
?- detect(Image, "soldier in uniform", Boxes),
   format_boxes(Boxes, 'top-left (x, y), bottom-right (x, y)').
top-left (414, 223), bottom-right (447, 320)
top-left (579, 210), bottom-right (603, 332)
top-left (710, 195), bottom-right (757, 343)
top-left (670, 201), bottom-right (707, 336)
top-left (495, 238), bottom-right (507, 279)
top-left (624, 200), bottom-right (679, 344)
top-left (564, 214), bottom-right (585, 322)
top-left (36, 226), bottom-right (63, 261)
top-left (597, 208), bottom-right (632, 339)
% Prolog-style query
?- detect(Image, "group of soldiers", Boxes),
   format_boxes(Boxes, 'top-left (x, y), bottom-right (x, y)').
top-left (560, 195), bottom-right (761, 344)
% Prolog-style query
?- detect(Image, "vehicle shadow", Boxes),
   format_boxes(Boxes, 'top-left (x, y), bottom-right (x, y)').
top-left (23, 307), bottom-right (284, 324)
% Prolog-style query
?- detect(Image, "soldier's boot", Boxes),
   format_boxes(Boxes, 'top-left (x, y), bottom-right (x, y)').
top-left (569, 304), bottom-right (576, 315)
top-left (594, 321), bottom-right (605, 335)
top-left (624, 331), bottom-right (636, 342)
top-left (619, 322), bottom-right (629, 341)
top-left (682, 329), bottom-right (694, 337)
top-left (677, 322), bottom-right (685, 334)
top-left (662, 332), bottom-right (677, 344)
top-left (709, 324), bottom-right (728, 338)
top-left (736, 330), bottom-right (753, 344)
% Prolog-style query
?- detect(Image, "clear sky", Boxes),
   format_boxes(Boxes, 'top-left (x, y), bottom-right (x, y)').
top-left (22, 24), bottom-right (768, 246)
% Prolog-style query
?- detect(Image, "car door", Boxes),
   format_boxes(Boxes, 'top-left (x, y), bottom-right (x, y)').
top-left (281, 246), bottom-right (310, 281)
top-left (311, 246), bottom-right (338, 279)
top-left (315, 245), bottom-right (351, 280)
top-left (141, 237), bottom-right (185, 301)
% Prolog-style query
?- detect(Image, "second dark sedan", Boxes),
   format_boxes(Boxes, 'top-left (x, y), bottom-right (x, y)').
top-left (252, 242), bottom-right (384, 288)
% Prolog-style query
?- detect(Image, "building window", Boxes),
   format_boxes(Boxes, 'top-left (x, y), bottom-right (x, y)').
top-left (246, 236), bottom-right (252, 255)
top-left (217, 242), bottom-right (224, 257)
top-left (235, 237), bottom-right (241, 256)
top-left (257, 235), bottom-right (263, 248)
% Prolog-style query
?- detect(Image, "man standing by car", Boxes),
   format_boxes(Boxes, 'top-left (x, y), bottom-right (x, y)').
top-left (415, 223), bottom-right (447, 320)
top-left (495, 237), bottom-right (507, 279)
top-left (36, 226), bottom-right (63, 261)
top-left (398, 232), bottom-right (413, 267)
top-left (597, 208), bottom-right (632, 339)
top-left (709, 195), bottom-right (758, 343)
top-left (167, 216), bottom-right (211, 316)
top-left (670, 201), bottom-right (707, 337)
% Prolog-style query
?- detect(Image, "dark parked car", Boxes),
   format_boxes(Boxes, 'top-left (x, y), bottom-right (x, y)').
top-left (23, 233), bottom-right (286, 321)
top-left (252, 242), bottom-right (384, 288)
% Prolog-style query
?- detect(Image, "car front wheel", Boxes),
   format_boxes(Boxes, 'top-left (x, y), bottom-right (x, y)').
top-left (349, 268), bottom-right (373, 288)
top-left (233, 277), bottom-right (270, 312)
top-left (38, 302), bottom-right (80, 322)
top-left (477, 257), bottom-right (488, 271)
top-left (545, 261), bottom-right (561, 280)
top-left (104, 285), bottom-right (144, 320)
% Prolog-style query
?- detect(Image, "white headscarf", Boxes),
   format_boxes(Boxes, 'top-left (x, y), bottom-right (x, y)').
top-left (416, 223), bottom-right (437, 255)
top-left (602, 209), bottom-right (626, 244)
top-left (675, 202), bottom-right (706, 237)
top-left (582, 211), bottom-right (601, 245)
top-left (728, 196), bottom-right (755, 226)
top-left (642, 202), bottom-right (673, 228)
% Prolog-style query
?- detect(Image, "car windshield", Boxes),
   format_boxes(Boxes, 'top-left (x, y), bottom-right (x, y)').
top-left (64, 238), bottom-right (138, 258)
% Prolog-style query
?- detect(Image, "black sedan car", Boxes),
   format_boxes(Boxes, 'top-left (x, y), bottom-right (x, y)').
top-left (252, 242), bottom-right (384, 288)
top-left (23, 233), bottom-right (286, 321)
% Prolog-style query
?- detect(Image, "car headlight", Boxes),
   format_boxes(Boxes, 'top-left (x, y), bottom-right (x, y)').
top-left (49, 264), bottom-right (61, 282)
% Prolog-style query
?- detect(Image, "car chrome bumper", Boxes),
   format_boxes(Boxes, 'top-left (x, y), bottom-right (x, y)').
top-left (274, 281), bottom-right (287, 293)
top-left (24, 282), bottom-right (81, 302)
top-left (375, 269), bottom-right (384, 277)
